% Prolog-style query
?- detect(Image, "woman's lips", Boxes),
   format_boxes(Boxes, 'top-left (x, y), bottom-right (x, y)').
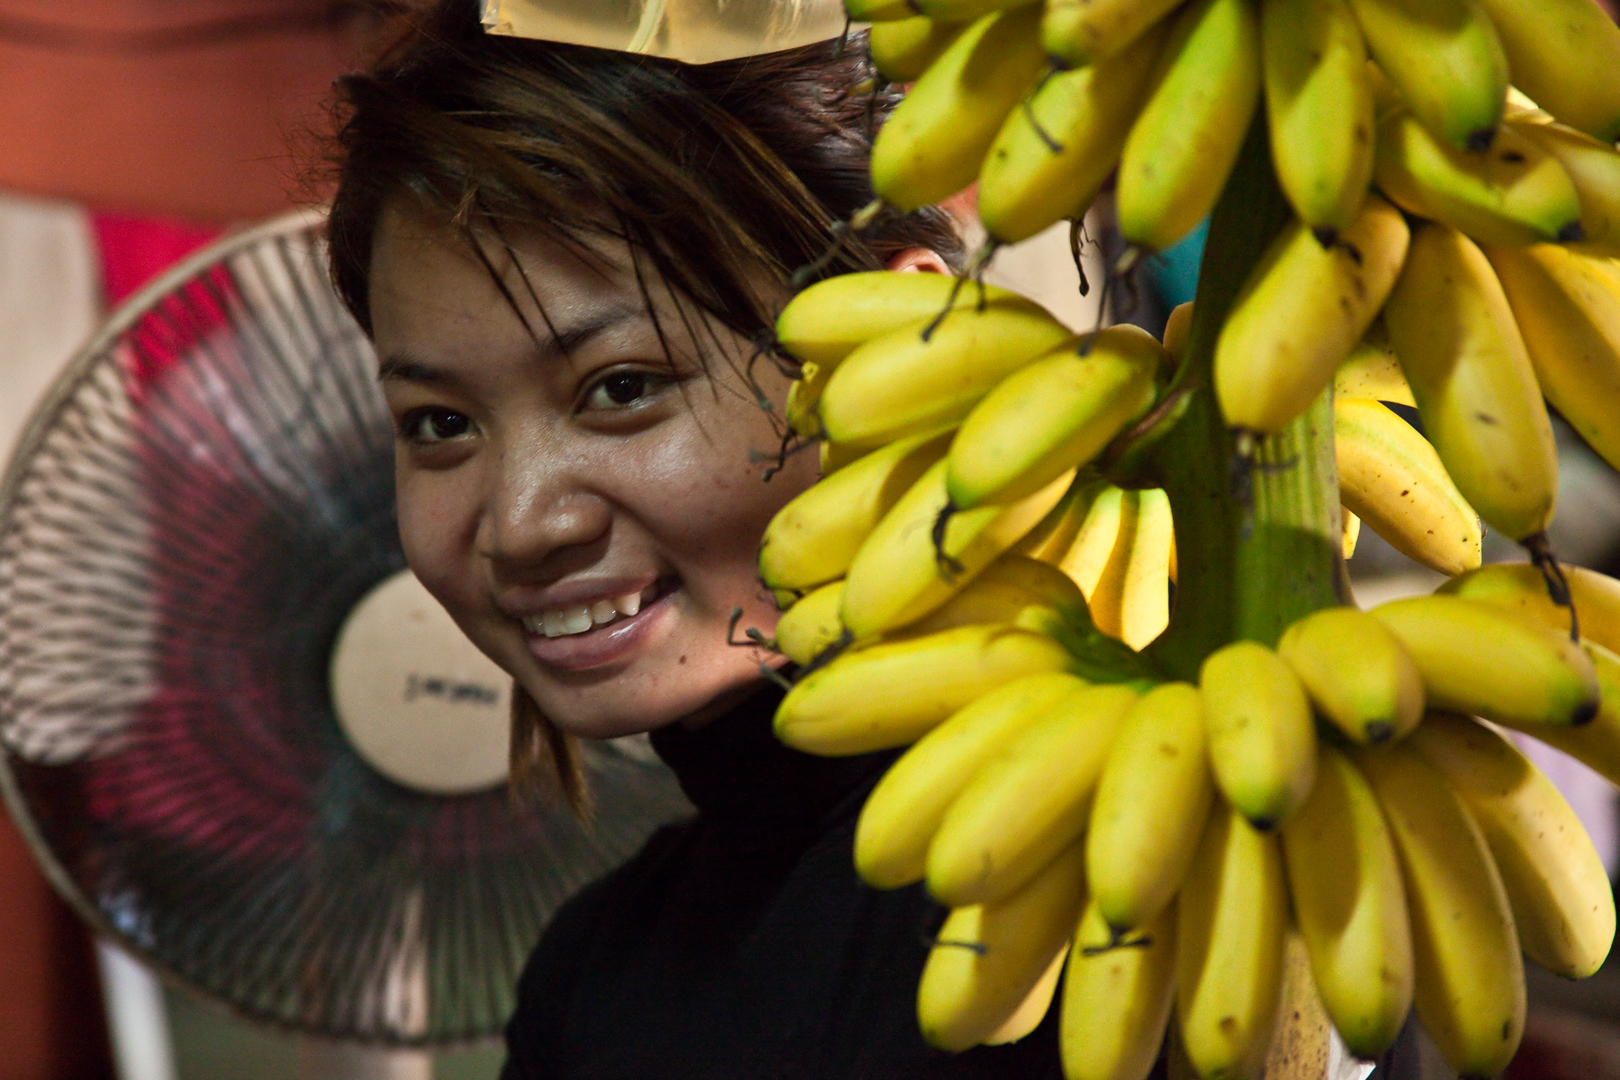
top-left (523, 583), bottom-right (675, 672)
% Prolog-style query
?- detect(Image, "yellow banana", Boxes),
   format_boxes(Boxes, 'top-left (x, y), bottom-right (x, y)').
top-left (819, 439), bottom-right (869, 475)
top-left (1347, 0), bottom-right (1506, 150)
top-left (1369, 594), bottom-right (1601, 726)
top-left (917, 841), bottom-right (1087, 1052)
top-left (840, 459), bottom-right (1075, 639)
top-left (1058, 484), bottom-right (1128, 600)
top-left (1410, 711), bottom-right (1616, 979)
top-left (910, 0), bottom-right (1039, 19)
top-left (1215, 194), bottom-right (1409, 435)
top-left (1117, 488), bottom-right (1175, 651)
top-left (870, 7), bottom-right (1048, 212)
top-left (1176, 802), bottom-right (1288, 1080)
top-left (819, 300), bottom-right (1073, 449)
top-left (1440, 561), bottom-right (1620, 657)
top-left (1163, 300), bottom-right (1194, 359)
top-left (1041, 0), bottom-right (1183, 67)
top-left (1374, 110), bottom-right (1584, 248)
top-left (1333, 397), bottom-right (1483, 576)
top-left (1079, 489), bottom-right (1140, 638)
top-left (1280, 743), bottom-right (1413, 1058)
top-left (1505, 638), bottom-right (1620, 788)
top-left (976, 25), bottom-right (1166, 244)
top-left (776, 271), bottom-right (1018, 369)
top-left (986, 946), bottom-right (1067, 1044)
top-left (1086, 682), bottom-right (1214, 933)
top-left (773, 580), bottom-right (845, 667)
top-left (1504, 114), bottom-right (1620, 257)
top-left (1383, 222), bottom-right (1559, 542)
top-left (1260, 0), bottom-right (1375, 238)
top-left (1116, 0), bottom-right (1263, 252)
top-left (1013, 474), bottom-right (1104, 562)
top-left (1278, 606), bottom-right (1426, 745)
top-left (856, 671), bottom-right (1085, 889)
top-left (1199, 640), bottom-right (1318, 830)
top-left (1353, 741), bottom-right (1525, 1080)
top-left (902, 552), bottom-right (1090, 638)
top-left (1486, 242), bottom-right (1620, 473)
top-left (867, 16), bottom-right (969, 82)
top-left (1061, 899), bottom-right (1178, 1080)
top-left (1342, 507), bottom-right (1362, 559)
top-left (845, 0), bottom-right (916, 20)
top-left (927, 682), bottom-right (1137, 906)
top-left (774, 622), bottom-right (1078, 756)
top-left (1333, 328), bottom-right (1416, 406)
top-left (759, 428), bottom-right (951, 594)
top-left (946, 325), bottom-right (1162, 509)
top-left (1472, 0), bottom-right (1620, 143)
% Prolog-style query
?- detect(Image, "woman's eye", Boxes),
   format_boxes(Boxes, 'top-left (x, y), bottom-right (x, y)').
top-left (399, 407), bottom-right (473, 444)
top-left (582, 370), bottom-right (666, 412)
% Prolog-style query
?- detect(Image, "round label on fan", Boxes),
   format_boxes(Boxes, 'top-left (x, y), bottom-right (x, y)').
top-left (330, 569), bottom-right (512, 795)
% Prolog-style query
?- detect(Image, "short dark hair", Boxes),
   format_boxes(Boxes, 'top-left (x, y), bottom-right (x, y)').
top-left (325, 1), bottom-right (962, 805)
top-left (326, 1), bottom-right (964, 342)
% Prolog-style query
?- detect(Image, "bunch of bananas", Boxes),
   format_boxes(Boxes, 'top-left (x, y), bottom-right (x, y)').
top-left (747, 0), bottom-right (1620, 1074)
top-left (757, 263), bottom-right (1620, 1077)
top-left (851, 0), bottom-right (1620, 554)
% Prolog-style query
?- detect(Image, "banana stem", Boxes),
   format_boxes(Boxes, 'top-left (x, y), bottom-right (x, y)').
top-left (1145, 114), bottom-right (1347, 680)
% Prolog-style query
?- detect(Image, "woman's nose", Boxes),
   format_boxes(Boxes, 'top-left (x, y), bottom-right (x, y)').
top-left (476, 441), bottom-right (611, 571)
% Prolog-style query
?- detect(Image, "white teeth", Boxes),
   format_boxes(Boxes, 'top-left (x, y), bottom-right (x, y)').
top-left (524, 587), bottom-right (657, 638)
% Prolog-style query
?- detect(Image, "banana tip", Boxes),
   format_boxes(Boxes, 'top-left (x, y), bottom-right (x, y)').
top-left (1465, 126), bottom-right (1497, 153)
top-left (1364, 720), bottom-right (1394, 744)
top-left (1558, 221), bottom-right (1587, 244)
top-left (1573, 698), bottom-right (1601, 727)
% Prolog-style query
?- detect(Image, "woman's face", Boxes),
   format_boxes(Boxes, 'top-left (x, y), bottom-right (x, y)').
top-left (367, 204), bottom-right (816, 739)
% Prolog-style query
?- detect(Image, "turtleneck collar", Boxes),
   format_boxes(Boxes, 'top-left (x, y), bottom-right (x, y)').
top-left (649, 680), bottom-right (896, 825)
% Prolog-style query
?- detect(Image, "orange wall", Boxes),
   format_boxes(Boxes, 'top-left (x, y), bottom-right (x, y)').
top-left (0, 0), bottom-right (396, 223)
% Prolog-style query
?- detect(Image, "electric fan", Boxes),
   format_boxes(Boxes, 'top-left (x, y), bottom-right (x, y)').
top-left (0, 209), bottom-right (692, 1046)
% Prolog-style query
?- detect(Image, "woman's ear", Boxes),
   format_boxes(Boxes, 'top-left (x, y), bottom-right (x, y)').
top-left (885, 247), bottom-right (952, 275)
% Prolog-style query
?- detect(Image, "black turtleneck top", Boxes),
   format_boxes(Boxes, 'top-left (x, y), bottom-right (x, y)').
top-left (500, 683), bottom-right (1065, 1079)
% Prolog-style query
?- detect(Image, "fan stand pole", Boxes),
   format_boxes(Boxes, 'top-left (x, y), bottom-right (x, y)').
top-left (97, 940), bottom-right (179, 1080)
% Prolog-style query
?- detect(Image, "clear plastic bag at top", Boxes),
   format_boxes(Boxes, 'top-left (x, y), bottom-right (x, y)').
top-left (481, 0), bottom-right (856, 64)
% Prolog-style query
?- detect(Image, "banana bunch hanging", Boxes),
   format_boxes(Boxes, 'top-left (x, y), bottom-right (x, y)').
top-left (750, 0), bottom-right (1620, 1075)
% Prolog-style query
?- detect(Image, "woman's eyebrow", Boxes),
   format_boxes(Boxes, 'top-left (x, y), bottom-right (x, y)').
top-left (377, 307), bottom-right (652, 384)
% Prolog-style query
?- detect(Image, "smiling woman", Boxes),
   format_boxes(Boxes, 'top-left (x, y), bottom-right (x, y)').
top-left (323, 2), bottom-right (1071, 1077)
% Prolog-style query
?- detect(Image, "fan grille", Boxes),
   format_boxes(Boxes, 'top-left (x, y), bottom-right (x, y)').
top-left (0, 211), bottom-right (690, 1044)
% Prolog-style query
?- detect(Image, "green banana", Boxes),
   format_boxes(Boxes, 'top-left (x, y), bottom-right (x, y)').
top-left (1347, 0), bottom-right (1507, 150)
top-left (1115, 0), bottom-right (1263, 252)
top-left (1472, 0), bottom-right (1620, 143)
top-left (1260, 0), bottom-right (1376, 238)
top-left (1374, 109), bottom-right (1584, 248)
